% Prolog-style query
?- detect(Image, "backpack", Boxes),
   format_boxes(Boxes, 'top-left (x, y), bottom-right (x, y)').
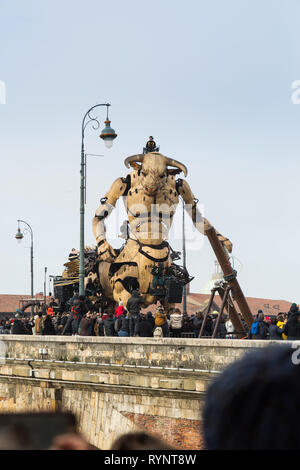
top-left (250, 321), bottom-right (259, 336)
top-left (114, 317), bottom-right (121, 333)
top-left (155, 313), bottom-right (166, 327)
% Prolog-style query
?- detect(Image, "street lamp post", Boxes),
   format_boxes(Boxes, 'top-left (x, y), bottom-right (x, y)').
top-left (15, 220), bottom-right (34, 317)
top-left (182, 200), bottom-right (187, 314)
top-left (44, 267), bottom-right (47, 308)
top-left (79, 103), bottom-right (117, 296)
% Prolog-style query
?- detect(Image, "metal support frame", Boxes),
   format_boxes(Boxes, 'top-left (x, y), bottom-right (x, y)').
top-left (182, 199), bottom-right (187, 314)
top-left (198, 282), bottom-right (246, 339)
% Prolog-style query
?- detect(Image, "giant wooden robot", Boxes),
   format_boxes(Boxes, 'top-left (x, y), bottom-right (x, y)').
top-left (92, 149), bottom-right (253, 331)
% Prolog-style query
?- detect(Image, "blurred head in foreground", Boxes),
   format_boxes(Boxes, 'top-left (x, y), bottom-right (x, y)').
top-left (111, 432), bottom-right (173, 450)
top-left (203, 345), bottom-right (300, 450)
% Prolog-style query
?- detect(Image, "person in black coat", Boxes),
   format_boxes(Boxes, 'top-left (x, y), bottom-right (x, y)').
top-left (94, 314), bottom-right (104, 336)
top-left (61, 313), bottom-right (73, 335)
top-left (11, 315), bottom-right (30, 335)
top-left (252, 313), bottom-right (269, 340)
top-left (136, 312), bottom-right (154, 337)
top-left (42, 315), bottom-right (56, 335)
top-left (79, 313), bottom-right (93, 336)
top-left (71, 296), bottom-right (88, 335)
top-left (287, 303), bottom-right (299, 319)
top-left (268, 317), bottom-right (284, 340)
top-left (103, 313), bottom-right (116, 336)
top-left (117, 312), bottom-right (130, 337)
top-left (284, 308), bottom-right (300, 340)
top-left (126, 291), bottom-right (144, 336)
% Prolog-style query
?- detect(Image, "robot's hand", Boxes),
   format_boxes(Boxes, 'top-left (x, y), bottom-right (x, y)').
top-left (97, 240), bottom-right (117, 262)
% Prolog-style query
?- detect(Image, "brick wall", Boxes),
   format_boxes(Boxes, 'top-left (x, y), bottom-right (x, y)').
top-left (122, 413), bottom-right (203, 450)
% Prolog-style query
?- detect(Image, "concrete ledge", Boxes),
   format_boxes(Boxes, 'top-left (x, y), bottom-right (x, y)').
top-left (1, 335), bottom-right (298, 347)
top-left (0, 335), bottom-right (297, 371)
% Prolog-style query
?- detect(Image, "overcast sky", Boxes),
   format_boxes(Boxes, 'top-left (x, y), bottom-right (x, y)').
top-left (0, 0), bottom-right (299, 303)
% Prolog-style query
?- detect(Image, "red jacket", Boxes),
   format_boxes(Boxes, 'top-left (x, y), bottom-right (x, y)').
top-left (115, 306), bottom-right (125, 318)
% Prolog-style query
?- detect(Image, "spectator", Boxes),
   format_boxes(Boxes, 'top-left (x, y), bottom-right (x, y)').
top-left (182, 313), bottom-right (194, 334)
top-left (95, 313), bottom-right (104, 336)
top-left (249, 312), bottom-right (268, 339)
top-left (214, 315), bottom-right (226, 339)
top-left (126, 291), bottom-right (144, 336)
top-left (79, 313), bottom-right (93, 336)
top-left (283, 306), bottom-right (300, 340)
top-left (89, 312), bottom-right (97, 336)
top-left (24, 317), bottom-right (34, 335)
top-left (34, 312), bottom-right (43, 335)
top-left (203, 345), bottom-right (300, 449)
top-left (265, 316), bottom-right (272, 329)
top-left (67, 291), bottom-right (79, 310)
top-left (42, 314), bottom-right (56, 335)
top-left (0, 320), bottom-right (6, 334)
top-left (4, 319), bottom-right (11, 333)
top-left (53, 313), bottom-right (63, 334)
top-left (101, 310), bottom-right (109, 322)
top-left (47, 307), bottom-right (55, 317)
top-left (136, 311), bottom-right (154, 337)
top-left (103, 313), bottom-right (116, 337)
top-left (11, 314), bottom-right (30, 335)
top-left (49, 298), bottom-right (58, 309)
top-left (154, 307), bottom-right (169, 337)
top-left (192, 311), bottom-right (203, 338)
top-left (268, 317), bottom-right (284, 340)
top-left (204, 314), bottom-right (213, 337)
top-left (225, 316), bottom-right (235, 339)
top-left (169, 308), bottom-right (183, 336)
top-left (61, 312), bottom-right (73, 336)
top-left (277, 314), bottom-right (287, 340)
top-left (287, 303), bottom-right (299, 319)
top-left (57, 312), bottom-right (64, 332)
top-left (114, 302), bottom-right (125, 319)
top-left (71, 296), bottom-right (88, 335)
top-left (116, 310), bottom-right (130, 337)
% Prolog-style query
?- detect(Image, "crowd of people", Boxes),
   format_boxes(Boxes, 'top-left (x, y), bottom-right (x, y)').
top-left (1, 290), bottom-right (299, 340)
top-left (248, 303), bottom-right (300, 340)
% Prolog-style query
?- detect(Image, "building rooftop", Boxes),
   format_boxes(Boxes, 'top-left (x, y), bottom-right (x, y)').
top-left (0, 292), bottom-right (293, 317)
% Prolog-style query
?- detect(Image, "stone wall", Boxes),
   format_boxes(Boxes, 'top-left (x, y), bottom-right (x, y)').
top-left (0, 336), bottom-right (286, 449)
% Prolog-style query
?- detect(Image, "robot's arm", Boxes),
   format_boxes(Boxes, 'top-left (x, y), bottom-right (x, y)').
top-left (177, 179), bottom-right (233, 253)
top-left (92, 177), bottom-right (128, 261)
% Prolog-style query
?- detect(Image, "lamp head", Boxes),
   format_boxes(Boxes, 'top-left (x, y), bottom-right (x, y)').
top-left (15, 227), bottom-right (24, 244)
top-left (100, 119), bottom-right (117, 148)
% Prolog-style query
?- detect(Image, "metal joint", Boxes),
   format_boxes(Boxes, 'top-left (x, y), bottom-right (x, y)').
top-left (224, 270), bottom-right (237, 282)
